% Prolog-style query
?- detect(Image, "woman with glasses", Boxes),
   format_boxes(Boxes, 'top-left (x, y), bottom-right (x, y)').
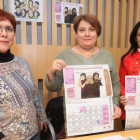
top-left (0, 9), bottom-right (47, 140)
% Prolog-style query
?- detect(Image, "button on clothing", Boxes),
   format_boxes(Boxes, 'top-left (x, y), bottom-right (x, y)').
top-left (119, 50), bottom-right (140, 120)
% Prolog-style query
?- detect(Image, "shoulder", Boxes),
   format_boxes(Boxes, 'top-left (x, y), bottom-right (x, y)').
top-left (123, 52), bottom-right (133, 62)
top-left (101, 49), bottom-right (112, 55)
top-left (15, 56), bottom-right (28, 63)
top-left (99, 48), bottom-right (114, 58)
top-left (14, 56), bottom-right (30, 68)
top-left (56, 48), bottom-right (72, 59)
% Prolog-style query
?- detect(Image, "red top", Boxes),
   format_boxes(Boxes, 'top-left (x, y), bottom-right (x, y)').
top-left (119, 50), bottom-right (140, 120)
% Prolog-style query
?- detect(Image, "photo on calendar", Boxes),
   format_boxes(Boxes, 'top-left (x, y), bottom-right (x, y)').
top-left (63, 65), bottom-right (113, 100)
top-left (125, 76), bottom-right (140, 108)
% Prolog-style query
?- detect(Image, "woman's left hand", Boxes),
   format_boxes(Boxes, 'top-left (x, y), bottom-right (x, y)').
top-left (40, 122), bottom-right (49, 132)
top-left (112, 105), bottom-right (121, 119)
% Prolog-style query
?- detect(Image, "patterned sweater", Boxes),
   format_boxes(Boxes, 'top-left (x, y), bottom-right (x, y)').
top-left (0, 56), bottom-right (47, 140)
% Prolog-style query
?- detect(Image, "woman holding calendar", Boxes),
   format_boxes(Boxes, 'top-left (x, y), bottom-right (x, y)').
top-left (45, 14), bottom-right (121, 120)
top-left (119, 21), bottom-right (140, 129)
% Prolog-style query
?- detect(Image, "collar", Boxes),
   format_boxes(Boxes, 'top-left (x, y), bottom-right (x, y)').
top-left (0, 49), bottom-right (14, 63)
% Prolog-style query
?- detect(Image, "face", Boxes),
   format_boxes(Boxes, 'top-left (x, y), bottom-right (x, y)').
top-left (22, 10), bottom-right (25, 15)
top-left (136, 27), bottom-right (140, 48)
top-left (16, 1), bottom-right (19, 6)
top-left (80, 75), bottom-right (85, 80)
top-left (34, 12), bottom-right (38, 17)
top-left (16, 8), bottom-right (20, 13)
top-left (68, 9), bottom-right (72, 14)
top-left (94, 74), bottom-right (99, 79)
top-left (34, 3), bottom-right (38, 8)
top-left (73, 9), bottom-right (76, 13)
top-left (23, 0), bottom-right (27, 4)
top-left (20, 4), bottom-right (24, 8)
top-left (29, 10), bottom-right (33, 16)
top-left (29, 1), bottom-right (32, 5)
top-left (65, 8), bottom-right (68, 12)
top-left (76, 20), bottom-right (98, 50)
top-left (32, 7), bottom-right (36, 12)
top-left (0, 20), bottom-right (15, 53)
top-left (87, 76), bottom-right (92, 82)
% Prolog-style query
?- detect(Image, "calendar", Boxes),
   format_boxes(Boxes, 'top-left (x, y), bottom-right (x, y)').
top-left (63, 65), bottom-right (114, 136)
top-left (125, 76), bottom-right (140, 130)
top-left (66, 98), bottom-right (113, 136)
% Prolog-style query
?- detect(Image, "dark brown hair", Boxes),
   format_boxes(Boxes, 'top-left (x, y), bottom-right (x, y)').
top-left (73, 14), bottom-right (101, 36)
top-left (121, 21), bottom-right (140, 67)
top-left (0, 9), bottom-right (17, 32)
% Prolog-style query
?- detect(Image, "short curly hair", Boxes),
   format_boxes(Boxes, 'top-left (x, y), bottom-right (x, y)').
top-left (73, 14), bottom-right (101, 36)
top-left (0, 9), bottom-right (17, 32)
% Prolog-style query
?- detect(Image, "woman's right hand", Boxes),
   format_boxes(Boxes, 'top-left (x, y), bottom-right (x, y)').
top-left (120, 95), bottom-right (128, 106)
top-left (48, 59), bottom-right (67, 83)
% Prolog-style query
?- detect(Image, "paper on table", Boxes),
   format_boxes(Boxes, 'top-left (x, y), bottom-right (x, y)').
top-left (120, 136), bottom-right (137, 140)
top-left (94, 134), bottom-right (124, 140)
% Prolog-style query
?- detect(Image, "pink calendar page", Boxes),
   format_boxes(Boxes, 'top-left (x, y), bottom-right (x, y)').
top-left (125, 76), bottom-right (140, 108)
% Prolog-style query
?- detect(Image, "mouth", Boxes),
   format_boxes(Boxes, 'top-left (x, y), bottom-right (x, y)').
top-left (0, 41), bottom-right (9, 44)
top-left (83, 39), bottom-right (91, 41)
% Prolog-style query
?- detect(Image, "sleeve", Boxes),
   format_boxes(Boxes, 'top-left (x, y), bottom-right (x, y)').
top-left (108, 53), bottom-right (121, 106)
top-left (119, 62), bottom-right (128, 96)
top-left (0, 132), bottom-right (5, 139)
top-left (45, 51), bottom-right (65, 92)
top-left (45, 70), bottom-right (63, 92)
top-left (25, 60), bottom-right (47, 123)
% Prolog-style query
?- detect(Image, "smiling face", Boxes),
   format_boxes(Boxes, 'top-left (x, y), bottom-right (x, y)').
top-left (16, 8), bottom-right (20, 13)
top-left (15, 0), bottom-right (20, 6)
top-left (0, 20), bottom-right (15, 53)
top-left (32, 6), bottom-right (36, 12)
top-left (28, 10), bottom-right (33, 17)
top-left (72, 8), bottom-right (76, 13)
top-left (94, 74), bottom-right (99, 80)
top-left (29, 1), bottom-right (33, 6)
top-left (87, 75), bottom-right (92, 83)
top-left (76, 20), bottom-right (98, 50)
top-left (80, 75), bottom-right (85, 81)
top-left (20, 4), bottom-right (24, 8)
top-left (68, 9), bottom-right (72, 14)
top-left (136, 27), bottom-right (140, 48)
top-left (34, 11), bottom-right (38, 17)
top-left (21, 9), bottom-right (25, 16)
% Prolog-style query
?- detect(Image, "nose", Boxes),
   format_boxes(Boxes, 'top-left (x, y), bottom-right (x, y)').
top-left (0, 28), bottom-right (7, 37)
top-left (85, 30), bottom-right (90, 36)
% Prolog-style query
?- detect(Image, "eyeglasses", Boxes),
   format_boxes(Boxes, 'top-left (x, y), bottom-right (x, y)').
top-left (0, 26), bottom-right (14, 34)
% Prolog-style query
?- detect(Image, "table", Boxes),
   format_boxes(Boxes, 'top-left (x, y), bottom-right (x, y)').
top-left (61, 129), bottom-right (140, 139)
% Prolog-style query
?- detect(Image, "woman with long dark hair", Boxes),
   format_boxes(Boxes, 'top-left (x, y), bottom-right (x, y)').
top-left (119, 21), bottom-right (140, 129)
top-left (78, 73), bottom-right (86, 98)
top-left (92, 72), bottom-right (102, 97)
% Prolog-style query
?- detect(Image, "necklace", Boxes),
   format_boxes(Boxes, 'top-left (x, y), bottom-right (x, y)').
top-left (77, 45), bottom-right (96, 57)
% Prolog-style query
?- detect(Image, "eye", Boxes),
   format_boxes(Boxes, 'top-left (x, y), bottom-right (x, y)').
top-left (79, 28), bottom-right (84, 32)
top-left (6, 27), bottom-right (13, 32)
top-left (90, 28), bottom-right (94, 31)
